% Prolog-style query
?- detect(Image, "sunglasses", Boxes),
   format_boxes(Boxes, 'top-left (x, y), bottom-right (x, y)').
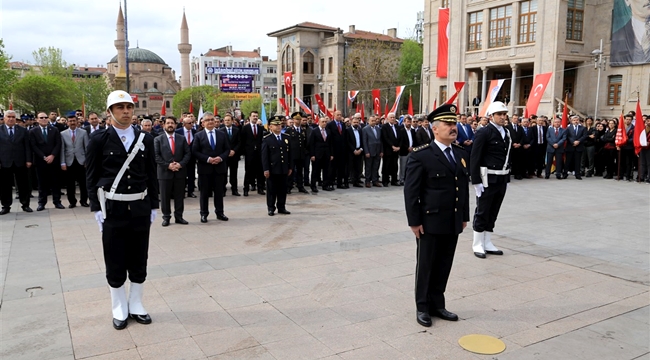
top-left (38, 117), bottom-right (48, 119)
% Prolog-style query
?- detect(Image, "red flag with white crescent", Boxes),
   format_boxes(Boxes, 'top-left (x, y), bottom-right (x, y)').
top-left (360, 103), bottom-right (365, 122)
top-left (524, 72), bottom-right (552, 117)
top-left (384, 99), bottom-right (389, 118)
top-left (407, 92), bottom-right (414, 116)
top-left (279, 98), bottom-right (289, 116)
top-left (561, 93), bottom-right (569, 129)
top-left (283, 72), bottom-right (293, 96)
top-left (633, 97), bottom-right (647, 155)
top-left (479, 79), bottom-right (505, 117)
top-left (389, 85), bottom-right (406, 114)
top-left (314, 94), bottom-right (328, 116)
top-left (615, 112), bottom-right (628, 147)
top-left (160, 101), bottom-right (166, 116)
top-left (445, 82), bottom-right (466, 104)
top-left (372, 89), bottom-right (381, 115)
top-left (347, 90), bottom-right (359, 107)
top-left (437, 8), bottom-right (450, 78)
top-left (294, 97), bottom-right (312, 115)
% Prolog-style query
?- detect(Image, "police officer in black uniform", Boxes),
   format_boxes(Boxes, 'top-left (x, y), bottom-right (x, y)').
top-left (86, 90), bottom-right (159, 330)
top-left (470, 101), bottom-right (510, 259)
top-left (404, 104), bottom-right (470, 327)
top-left (285, 112), bottom-right (309, 194)
top-left (262, 116), bottom-right (292, 216)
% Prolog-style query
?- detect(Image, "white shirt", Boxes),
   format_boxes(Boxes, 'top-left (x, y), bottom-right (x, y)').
top-left (114, 126), bottom-right (135, 151)
top-left (491, 122), bottom-right (506, 139)
top-left (352, 126), bottom-right (361, 148)
top-left (405, 127), bottom-right (413, 147)
top-left (433, 139), bottom-right (455, 163)
top-left (167, 133), bottom-right (175, 150)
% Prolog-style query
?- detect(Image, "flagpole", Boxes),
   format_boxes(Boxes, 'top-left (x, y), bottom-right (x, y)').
top-left (124, 0), bottom-right (130, 93)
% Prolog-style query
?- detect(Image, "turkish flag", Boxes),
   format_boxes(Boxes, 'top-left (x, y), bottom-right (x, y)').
top-left (314, 94), bottom-right (328, 116)
top-left (189, 99), bottom-right (193, 114)
top-left (389, 85), bottom-right (406, 114)
top-left (384, 100), bottom-right (389, 118)
top-left (525, 72), bottom-right (552, 117)
top-left (279, 98), bottom-right (289, 116)
top-left (445, 82), bottom-right (466, 104)
top-left (372, 89), bottom-right (381, 115)
top-left (615, 112), bottom-right (628, 147)
top-left (360, 103), bottom-right (365, 122)
top-left (407, 93), bottom-right (414, 116)
top-left (437, 8), bottom-right (449, 78)
top-left (561, 93), bottom-right (569, 129)
top-left (633, 98), bottom-right (647, 155)
top-left (283, 72), bottom-right (293, 96)
top-left (9, 101), bottom-right (12, 110)
top-left (161, 101), bottom-right (166, 116)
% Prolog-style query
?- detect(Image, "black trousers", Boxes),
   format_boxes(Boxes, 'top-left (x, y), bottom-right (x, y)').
top-left (415, 233), bottom-right (458, 312)
top-left (244, 154), bottom-right (264, 190)
top-left (35, 162), bottom-right (61, 206)
top-left (103, 215), bottom-right (150, 288)
top-left (225, 157), bottom-right (239, 192)
top-left (198, 173), bottom-right (225, 216)
top-left (0, 165), bottom-right (30, 209)
top-left (303, 156), bottom-right (311, 186)
top-left (382, 153), bottom-right (399, 184)
top-left (564, 150), bottom-right (583, 176)
top-left (604, 148), bottom-right (617, 176)
top-left (534, 145), bottom-right (546, 176)
top-left (64, 159), bottom-right (88, 206)
top-left (328, 151), bottom-right (348, 186)
top-left (288, 159), bottom-right (304, 190)
top-left (349, 153), bottom-right (363, 184)
top-left (472, 179), bottom-right (507, 232)
top-left (159, 177), bottom-right (185, 219)
top-left (311, 157), bottom-right (330, 188)
top-left (620, 148), bottom-right (636, 179)
top-left (545, 150), bottom-right (564, 177)
top-left (267, 174), bottom-right (287, 212)
top-left (185, 157), bottom-right (196, 194)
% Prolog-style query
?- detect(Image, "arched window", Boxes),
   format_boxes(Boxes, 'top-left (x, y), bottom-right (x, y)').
top-left (290, 48), bottom-right (295, 72)
top-left (281, 50), bottom-right (286, 72)
top-left (143, 82), bottom-right (148, 90)
top-left (165, 100), bottom-right (170, 108)
top-left (153, 82), bottom-right (158, 89)
top-left (303, 52), bottom-right (314, 74)
top-left (142, 100), bottom-right (148, 108)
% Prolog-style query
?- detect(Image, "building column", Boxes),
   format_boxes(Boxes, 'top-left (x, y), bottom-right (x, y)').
top-left (481, 66), bottom-right (488, 105)
top-left (509, 64), bottom-right (517, 114)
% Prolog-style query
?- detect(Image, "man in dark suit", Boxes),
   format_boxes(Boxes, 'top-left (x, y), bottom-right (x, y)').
top-left (398, 116), bottom-right (416, 185)
top-left (176, 116), bottom-right (197, 197)
top-left (545, 117), bottom-right (567, 179)
top-left (219, 114), bottom-right (242, 196)
top-left (262, 116), bottom-right (292, 216)
top-left (191, 112), bottom-right (230, 223)
top-left (48, 111), bottom-right (67, 132)
top-left (309, 117), bottom-right (334, 192)
top-left (0, 110), bottom-right (33, 214)
top-left (240, 111), bottom-right (265, 196)
top-left (564, 115), bottom-right (588, 179)
top-left (285, 112), bottom-right (309, 193)
top-left (506, 115), bottom-right (527, 180)
top-left (455, 113), bottom-right (474, 154)
top-left (530, 117), bottom-right (548, 177)
top-left (326, 111), bottom-right (349, 189)
top-left (346, 114), bottom-right (365, 187)
top-left (381, 112), bottom-right (401, 186)
top-left (60, 115), bottom-right (89, 208)
top-left (155, 117), bottom-right (191, 226)
top-left (415, 118), bottom-right (433, 147)
top-left (361, 115), bottom-right (383, 187)
top-left (30, 112), bottom-right (64, 211)
top-left (404, 104), bottom-right (470, 327)
top-left (83, 112), bottom-right (105, 135)
top-left (521, 118), bottom-right (536, 178)
top-left (610, 2), bottom-right (650, 66)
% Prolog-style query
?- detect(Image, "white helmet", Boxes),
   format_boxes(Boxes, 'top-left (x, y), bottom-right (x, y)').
top-left (106, 90), bottom-right (134, 110)
top-left (486, 101), bottom-right (508, 116)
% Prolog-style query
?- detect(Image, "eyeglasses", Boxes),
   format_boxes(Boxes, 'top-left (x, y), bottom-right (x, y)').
top-left (38, 117), bottom-right (48, 119)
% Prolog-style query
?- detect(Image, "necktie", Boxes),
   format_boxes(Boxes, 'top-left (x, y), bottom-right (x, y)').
top-left (228, 128), bottom-right (232, 140)
top-left (555, 128), bottom-right (559, 136)
top-left (93, 126), bottom-right (97, 132)
top-left (372, 127), bottom-right (377, 138)
top-left (71, 129), bottom-right (76, 143)
top-left (513, 124), bottom-right (517, 132)
top-left (392, 125), bottom-right (397, 138)
top-left (277, 135), bottom-right (281, 142)
top-left (296, 127), bottom-right (300, 134)
top-left (209, 131), bottom-right (215, 150)
top-left (8, 127), bottom-right (14, 141)
top-left (337, 122), bottom-right (342, 134)
top-left (524, 127), bottom-right (527, 136)
top-left (42, 127), bottom-right (48, 142)
top-left (321, 128), bottom-right (327, 140)
top-left (538, 127), bottom-right (543, 143)
top-left (187, 130), bottom-right (191, 145)
top-left (253, 125), bottom-right (257, 137)
top-left (170, 135), bottom-right (175, 154)
top-left (444, 147), bottom-right (456, 171)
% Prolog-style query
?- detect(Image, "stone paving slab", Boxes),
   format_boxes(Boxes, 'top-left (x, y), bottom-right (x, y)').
top-left (1, 174), bottom-right (648, 359)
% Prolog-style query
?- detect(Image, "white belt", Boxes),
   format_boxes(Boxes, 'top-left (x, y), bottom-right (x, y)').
top-left (105, 189), bottom-right (148, 201)
top-left (486, 169), bottom-right (510, 175)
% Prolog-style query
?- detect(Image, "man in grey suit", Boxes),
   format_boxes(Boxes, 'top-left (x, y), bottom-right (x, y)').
top-left (154, 117), bottom-right (191, 226)
top-left (60, 115), bottom-right (89, 208)
top-left (545, 118), bottom-right (567, 179)
top-left (564, 115), bottom-right (588, 179)
top-left (362, 115), bottom-right (383, 187)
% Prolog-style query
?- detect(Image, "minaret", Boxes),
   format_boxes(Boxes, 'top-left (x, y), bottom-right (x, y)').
top-left (114, 5), bottom-right (127, 91)
top-left (178, 10), bottom-right (192, 89)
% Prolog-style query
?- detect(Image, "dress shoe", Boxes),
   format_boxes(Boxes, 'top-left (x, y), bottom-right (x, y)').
top-left (311, 187), bottom-right (319, 193)
top-left (416, 311), bottom-right (432, 327)
top-left (432, 309), bottom-right (458, 321)
top-left (287, 189), bottom-right (292, 194)
top-left (216, 214), bottom-right (229, 221)
top-left (37, 205), bottom-right (45, 211)
top-left (188, 193), bottom-right (197, 198)
top-left (545, 175), bottom-right (550, 179)
top-left (54, 203), bottom-right (65, 209)
top-left (80, 202), bottom-right (89, 207)
top-left (373, 182), bottom-right (383, 187)
top-left (298, 187), bottom-right (309, 194)
top-left (268, 210), bottom-right (275, 216)
top-left (22, 206), bottom-right (33, 213)
top-left (485, 250), bottom-right (504, 255)
top-left (556, 176), bottom-right (563, 180)
top-left (382, 182), bottom-right (390, 187)
top-left (113, 318), bottom-right (128, 330)
top-left (515, 175), bottom-right (523, 180)
top-left (398, 180), bottom-right (405, 186)
top-left (537, 175), bottom-right (543, 178)
top-left (353, 183), bottom-right (363, 188)
top-left (68, 204), bottom-right (76, 209)
top-left (0, 208), bottom-right (9, 215)
top-left (562, 173), bottom-right (568, 179)
top-left (129, 313), bottom-right (152, 325)
top-left (323, 186), bottom-right (334, 191)
top-left (175, 218), bottom-right (189, 225)
top-left (232, 191), bottom-right (241, 196)
top-left (258, 190), bottom-right (266, 195)
top-left (391, 182), bottom-right (400, 186)
top-left (586, 173), bottom-right (593, 178)
top-left (243, 189), bottom-right (249, 196)
top-left (161, 219), bottom-right (170, 227)
top-left (278, 209), bottom-right (291, 215)
top-left (200, 215), bottom-right (208, 223)
top-left (365, 183), bottom-right (371, 188)
top-left (340, 184), bottom-right (349, 189)
top-left (474, 252), bottom-right (486, 259)
top-left (575, 176), bottom-right (582, 180)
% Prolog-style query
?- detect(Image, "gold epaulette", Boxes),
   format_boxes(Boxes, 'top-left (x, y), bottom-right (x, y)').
top-left (452, 143), bottom-right (464, 150)
top-left (412, 143), bottom-right (430, 152)
top-left (263, 133), bottom-right (272, 138)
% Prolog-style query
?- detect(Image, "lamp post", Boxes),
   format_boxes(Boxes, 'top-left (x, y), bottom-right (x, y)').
top-left (591, 39), bottom-right (607, 119)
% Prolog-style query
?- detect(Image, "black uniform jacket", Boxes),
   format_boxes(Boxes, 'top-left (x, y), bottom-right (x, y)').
top-left (262, 133), bottom-right (290, 175)
top-left (470, 123), bottom-right (510, 185)
top-left (404, 143), bottom-right (470, 235)
top-left (86, 127), bottom-right (159, 218)
top-left (285, 126), bottom-right (308, 161)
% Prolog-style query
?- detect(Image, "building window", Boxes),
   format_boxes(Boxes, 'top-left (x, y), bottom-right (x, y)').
top-left (320, 58), bottom-right (325, 75)
top-left (519, 0), bottom-right (537, 44)
top-left (440, 86), bottom-right (447, 105)
top-left (142, 100), bottom-right (147, 108)
top-left (489, 5), bottom-right (512, 48)
top-left (468, 11), bottom-right (483, 51)
top-left (135, 102), bottom-right (139, 108)
top-left (281, 51), bottom-right (286, 72)
top-left (153, 82), bottom-right (158, 89)
top-left (165, 100), bottom-right (170, 108)
top-left (607, 75), bottom-right (622, 106)
top-left (291, 48), bottom-right (295, 73)
top-left (328, 92), bottom-right (333, 108)
top-left (144, 82), bottom-right (148, 90)
top-left (303, 52), bottom-right (314, 74)
top-left (441, 0), bottom-right (449, 7)
top-left (328, 57), bottom-right (333, 74)
top-left (567, 0), bottom-right (584, 41)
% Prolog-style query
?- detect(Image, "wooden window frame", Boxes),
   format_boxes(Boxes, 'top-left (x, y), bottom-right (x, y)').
top-left (519, 0), bottom-right (537, 44)
top-left (489, 5), bottom-right (512, 48)
top-left (566, 0), bottom-right (584, 41)
top-left (468, 11), bottom-right (483, 51)
top-left (607, 75), bottom-right (622, 106)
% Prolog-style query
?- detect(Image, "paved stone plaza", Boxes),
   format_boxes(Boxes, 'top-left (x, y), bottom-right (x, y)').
top-left (1, 173), bottom-right (648, 359)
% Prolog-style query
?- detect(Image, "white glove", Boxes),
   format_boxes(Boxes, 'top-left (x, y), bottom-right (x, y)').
top-left (474, 184), bottom-right (484, 198)
top-left (150, 209), bottom-right (157, 224)
top-left (94, 211), bottom-right (104, 232)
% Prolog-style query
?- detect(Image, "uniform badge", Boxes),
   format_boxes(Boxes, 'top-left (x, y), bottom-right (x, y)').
top-left (450, 105), bottom-right (456, 113)
top-left (285, 139), bottom-right (289, 144)
top-left (461, 158), bottom-right (466, 168)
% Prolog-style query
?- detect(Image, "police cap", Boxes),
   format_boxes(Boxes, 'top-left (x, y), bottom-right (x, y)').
top-left (426, 104), bottom-right (458, 123)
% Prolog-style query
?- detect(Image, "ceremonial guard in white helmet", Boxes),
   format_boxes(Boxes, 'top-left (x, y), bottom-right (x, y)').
top-left (86, 90), bottom-right (159, 329)
top-left (470, 101), bottom-right (510, 259)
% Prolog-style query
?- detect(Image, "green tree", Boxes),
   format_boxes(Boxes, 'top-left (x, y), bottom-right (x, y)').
top-left (239, 96), bottom-right (276, 119)
top-left (32, 47), bottom-right (73, 77)
top-left (0, 40), bottom-right (18, 108)
top-left (397, 39), bottom-right (423, 114)
top-left (13, 74), bottom-right (78, 113)
top-left (172, 85), bottom-right (226, 118)
top-left (77, 77), bottom-right (111, 114)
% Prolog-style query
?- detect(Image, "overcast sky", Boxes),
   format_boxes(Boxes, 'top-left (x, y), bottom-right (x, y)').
top-left (2, 0), bottom-right (423, 73)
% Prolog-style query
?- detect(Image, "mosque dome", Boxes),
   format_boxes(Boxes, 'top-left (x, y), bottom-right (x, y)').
top-left (109, 47), bottom-right (167, 65)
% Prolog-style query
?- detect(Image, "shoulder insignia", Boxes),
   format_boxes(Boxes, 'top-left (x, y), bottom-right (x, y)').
top-left (412, 143), bottom-right (430, 152)
top-left (452, 143), bottom-right (464, 149)
top-left (263, 133), bottom-right (272, 138)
